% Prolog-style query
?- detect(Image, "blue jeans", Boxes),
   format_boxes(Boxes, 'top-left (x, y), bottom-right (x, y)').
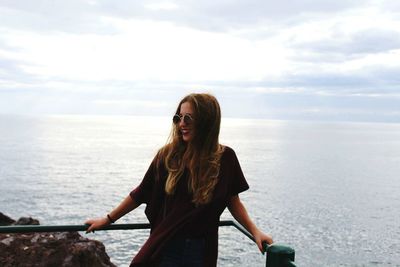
top-left (159, 237), bottom-right (205, 267)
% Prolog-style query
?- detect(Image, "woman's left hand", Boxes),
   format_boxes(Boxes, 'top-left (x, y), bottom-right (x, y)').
top-left (253, 229), bottom-right (273, 253)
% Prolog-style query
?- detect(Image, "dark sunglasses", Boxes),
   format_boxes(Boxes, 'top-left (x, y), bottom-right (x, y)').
top-left (173, 114), bottom-right (194, 125)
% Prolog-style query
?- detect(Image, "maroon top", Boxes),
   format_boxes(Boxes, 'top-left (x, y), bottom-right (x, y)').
top-left (129, 146), bottom-right (249, 267)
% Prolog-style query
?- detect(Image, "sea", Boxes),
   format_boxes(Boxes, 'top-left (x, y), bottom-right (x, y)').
top-left (0, 114), bottom-right (399, 266)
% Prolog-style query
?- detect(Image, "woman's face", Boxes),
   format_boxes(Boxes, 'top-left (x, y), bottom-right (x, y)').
top-left (178, 101), bottom-right (195, 142)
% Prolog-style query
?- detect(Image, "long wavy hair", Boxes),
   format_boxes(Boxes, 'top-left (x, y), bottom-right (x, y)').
top-left (158, 93), bottom-right (224, 205)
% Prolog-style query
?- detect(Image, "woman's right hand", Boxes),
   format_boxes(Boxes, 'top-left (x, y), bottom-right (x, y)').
top-left (84, 217), bottom-right (110, 233)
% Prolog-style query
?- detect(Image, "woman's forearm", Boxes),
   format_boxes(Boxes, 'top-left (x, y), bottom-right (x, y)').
top-left (227, 195), bottom-right (259, 236)
top-left (85, 195), bottom-right (140, 232)
top-left (228, 195), bottom-right (273, 251)
top-left (108, 195), bottom-right (139, 222)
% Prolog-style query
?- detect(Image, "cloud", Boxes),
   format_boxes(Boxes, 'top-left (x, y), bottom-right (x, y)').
top-left (0, 1), bottom-right (118, 34)
top-left (0, 0), bottom-right (370, 34)
top-left (242, 89), bottom-right (400, 122)
top-left (278, 71), bottom-right (398, 93)
top-left (190, 61), bottom-right (400, 98)
top-left (0, 18), bottom-right (291, 83)
top-left (1, 0), bottom-right (400, 123)
top-left (291, 29), bottom-right (400, 61)
top-left (259, 66), bottom-right (400, 99)
top-left (0, 55), bottom-right (41, 89)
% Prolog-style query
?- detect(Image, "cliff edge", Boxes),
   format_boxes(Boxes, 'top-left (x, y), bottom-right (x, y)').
top-left (0, 212), bottom-right (116, 267)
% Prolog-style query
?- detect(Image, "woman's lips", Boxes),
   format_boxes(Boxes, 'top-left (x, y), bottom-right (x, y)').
top-left (181, 129), bottom-right (190, 135)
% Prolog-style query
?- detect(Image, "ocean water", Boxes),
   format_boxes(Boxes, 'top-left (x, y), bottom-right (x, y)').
top-left (1, 114), bottom-right (399, 266)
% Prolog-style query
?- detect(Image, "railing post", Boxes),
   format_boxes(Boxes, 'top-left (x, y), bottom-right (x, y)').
top-left (265, 243), bottom-right (296, 267)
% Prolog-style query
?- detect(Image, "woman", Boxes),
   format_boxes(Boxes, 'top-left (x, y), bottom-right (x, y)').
top-left (85, 93), bottom-right (273, 267)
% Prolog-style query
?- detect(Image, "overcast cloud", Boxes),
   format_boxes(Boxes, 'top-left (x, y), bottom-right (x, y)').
top-left (1, 0), bottom-right (399, 122)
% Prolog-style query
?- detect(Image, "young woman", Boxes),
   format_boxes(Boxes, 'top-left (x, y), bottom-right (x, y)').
top-left (85, 93), bottom-right (273, 267)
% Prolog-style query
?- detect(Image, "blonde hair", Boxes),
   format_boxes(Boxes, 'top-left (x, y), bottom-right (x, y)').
top-left (159, 93), bottom-right (224, 205)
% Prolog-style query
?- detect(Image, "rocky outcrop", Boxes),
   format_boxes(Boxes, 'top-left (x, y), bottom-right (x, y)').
top-left (0, 212), bottom-right (116, 267)
top-left (0, 212), bottom-right (15, 226)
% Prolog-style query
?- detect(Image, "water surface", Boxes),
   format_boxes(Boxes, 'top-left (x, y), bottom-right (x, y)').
top-left (1, 114), bottom-right (399, 266)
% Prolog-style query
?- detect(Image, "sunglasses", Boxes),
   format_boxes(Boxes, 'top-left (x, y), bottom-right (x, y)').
top-left (173, 114), bottom-right (194, 125)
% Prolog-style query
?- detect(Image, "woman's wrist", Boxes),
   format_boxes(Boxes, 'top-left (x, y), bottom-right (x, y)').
top-left (107, 214), bottom-right (115, 224)
top-left (250, 226), bottom-right (261, 237)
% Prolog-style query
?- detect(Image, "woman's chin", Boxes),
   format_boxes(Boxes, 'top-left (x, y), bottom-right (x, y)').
top-left (182, 135), bottom-right (192, 142)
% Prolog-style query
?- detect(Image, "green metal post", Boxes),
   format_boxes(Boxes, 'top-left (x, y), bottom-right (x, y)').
top-left (265, 243), bottom-right (296, 267)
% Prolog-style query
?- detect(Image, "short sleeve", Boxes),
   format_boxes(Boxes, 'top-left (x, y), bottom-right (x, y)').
top-left (129, 155), bottom-right (159, 205)
top-left (223, 146), bottom-right (249, 197)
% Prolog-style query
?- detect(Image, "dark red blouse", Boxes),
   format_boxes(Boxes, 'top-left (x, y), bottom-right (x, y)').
top-left (129, 146), bottom-right (249, 267)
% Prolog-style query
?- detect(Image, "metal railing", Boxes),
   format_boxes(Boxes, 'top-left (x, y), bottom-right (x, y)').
top-left (0, 220), bottom-right (296, 267)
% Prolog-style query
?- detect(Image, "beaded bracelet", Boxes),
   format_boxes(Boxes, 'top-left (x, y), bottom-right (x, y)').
top-left (107, 214), bottom-right (115, 224)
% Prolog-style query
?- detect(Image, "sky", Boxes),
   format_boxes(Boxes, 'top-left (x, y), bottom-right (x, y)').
top-left (1, 0), bottom-right (400, 122)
